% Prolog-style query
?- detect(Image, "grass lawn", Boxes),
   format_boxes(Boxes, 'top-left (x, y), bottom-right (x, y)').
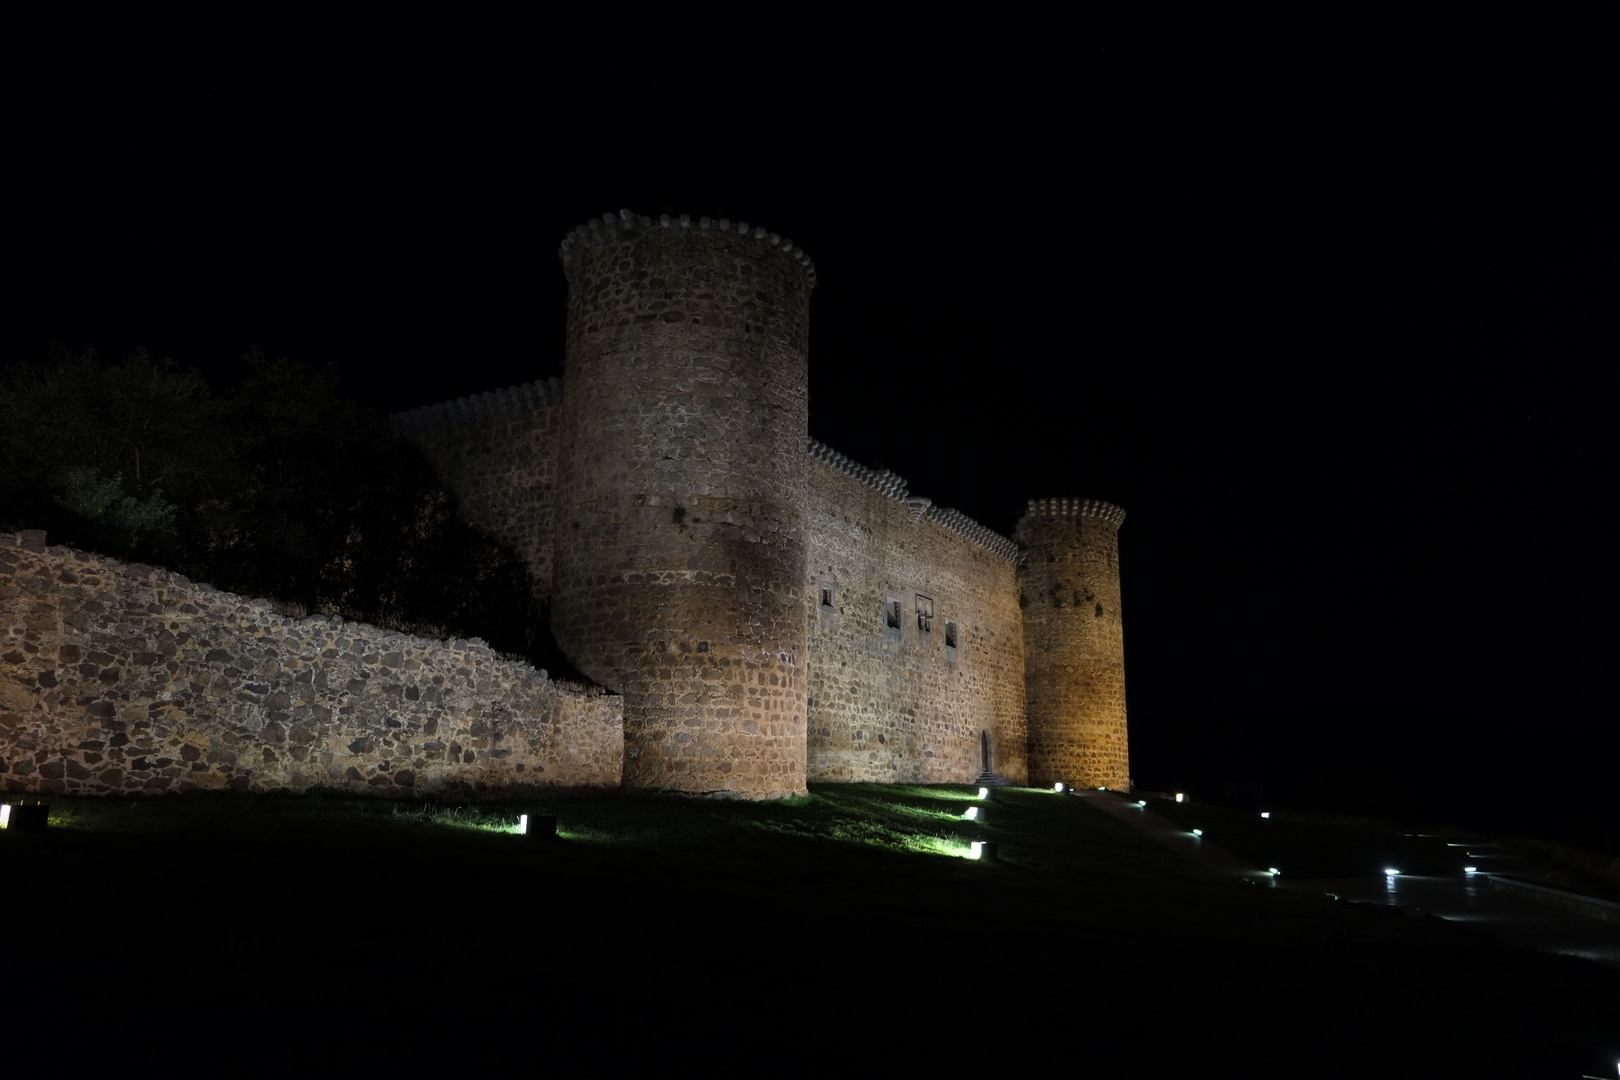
top-left (4, 785), bottom-right (1615, 1076)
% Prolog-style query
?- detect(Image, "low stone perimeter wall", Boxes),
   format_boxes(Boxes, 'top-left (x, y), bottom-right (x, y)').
top-left (0, 531), bottom-right (622, 798)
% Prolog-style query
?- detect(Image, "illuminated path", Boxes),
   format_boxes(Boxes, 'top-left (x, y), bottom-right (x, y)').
top-left (1071, 788), bottom-right (1271, 881)
top-left (1074, 791), bottom-right (1620, 972)
top-left (1274, 868), bottom-right (1620, 972)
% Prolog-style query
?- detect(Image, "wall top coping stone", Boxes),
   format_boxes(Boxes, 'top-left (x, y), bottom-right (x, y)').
top-left (391, 377), bottom-right (564, 437)
top-left (1020, 497), bottom-right (1127, 530)
top-left (807, 440), bottom-right (1016, 561)
top-left (557, 209), bottom-right (817, 290)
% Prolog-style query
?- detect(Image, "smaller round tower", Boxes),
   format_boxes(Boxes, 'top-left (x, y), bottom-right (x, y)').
top-left (1016, 498), bottom-right (1129, 790)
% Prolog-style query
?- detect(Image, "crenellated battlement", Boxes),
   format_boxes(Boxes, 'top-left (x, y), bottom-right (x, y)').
top-left (1022, 497), bottom-right (1127, 529)
top-left (807, 438), bottom-right (908, 500)
top-left (557, 210), bottom-right (817, 289)
top-left (391, 377), bottom-right (563, 438)
top-left (924, 505), bottom-right (1019, 561)
top-left (806, 439), bottom-right (1015, 559)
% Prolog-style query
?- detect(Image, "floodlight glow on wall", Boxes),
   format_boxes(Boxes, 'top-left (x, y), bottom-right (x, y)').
top-left (963, 806), bottom-right (979, 821)
top-left (518, 814), bottom-right (528, 836)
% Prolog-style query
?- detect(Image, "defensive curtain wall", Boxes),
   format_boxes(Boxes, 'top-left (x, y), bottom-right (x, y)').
top-left (0, 531), bottom-right (622, 798)
top-left (394, 377), bottom-right (564, 602)
top-left (806, 441), bottom-right (1027, 784)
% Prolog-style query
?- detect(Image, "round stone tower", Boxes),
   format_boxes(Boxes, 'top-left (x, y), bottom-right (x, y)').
top-left (553, 211), bottom-right (813, 799)
top-left (1016, 498), bottom-right (1129, 790)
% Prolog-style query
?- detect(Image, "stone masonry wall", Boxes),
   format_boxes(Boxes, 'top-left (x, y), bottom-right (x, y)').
top-left (0, 532), bottom-right (622, 798)
top-left (393, 378), bottom-right (563, 601)
top-left (805, 456), bottom-right (1027, 784)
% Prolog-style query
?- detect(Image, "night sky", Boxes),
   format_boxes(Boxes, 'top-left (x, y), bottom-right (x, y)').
top-left (11, 28), bottom-right (1614, 835)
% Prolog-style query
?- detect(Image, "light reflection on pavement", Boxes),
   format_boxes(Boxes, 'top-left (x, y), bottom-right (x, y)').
top-left (1277, 870), bottom-right (1620, 970)
top-left (1077, 793), bottom-right (1620, 972)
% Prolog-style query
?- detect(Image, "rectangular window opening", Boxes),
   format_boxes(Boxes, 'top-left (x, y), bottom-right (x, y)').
top-left (945, 621), bottom-right (958, 649)
top-left (885, 600), bottom-right (901, 630)
top-left (820, 588), bottom-right (833, 608)
top-left (916, 595), bottom-right (934, 634)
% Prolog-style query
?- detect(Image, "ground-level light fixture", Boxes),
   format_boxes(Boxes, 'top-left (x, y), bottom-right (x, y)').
top-left (1053, 782), bottom-right (1065, 793)
top-left (1464, 867), bottom-right (1478, 873)
top-left (963, 806), bottom-right (979, 821)
top-left (1192, 829), bottom-right (1203, 837)
top-left (1268, 868), bottom-right (1281, 876)
top-left (1260, 812), bottom-right (1270, 819)
top-left (978, 787), bottom-right (990, 800)
top-left (1385, 868), bottom-right (1400, 876)
top-left (1137, 800), bottom-right (1147, 808)
top-left (969, 841), bottom-right (1000, 861)
top-left (2, 802), bottom-right (47, 831)
top-left (518, 814), bottom-right (529, 835)
top-left (1175, 793), bottom-right (1185, 803)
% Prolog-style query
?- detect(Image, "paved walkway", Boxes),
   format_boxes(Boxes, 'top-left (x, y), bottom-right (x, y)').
top-left (1073, 790), bottom-right (1620, 971)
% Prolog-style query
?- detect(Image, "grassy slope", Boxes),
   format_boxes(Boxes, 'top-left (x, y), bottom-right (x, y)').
top-left (4, 786), bottom-right (1615, 1076)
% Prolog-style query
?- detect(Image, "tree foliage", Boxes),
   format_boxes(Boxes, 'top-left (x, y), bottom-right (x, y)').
top-left (1, 346), bottom-right (564, 671)
top-left (1, 345), bottom-right (222, 560)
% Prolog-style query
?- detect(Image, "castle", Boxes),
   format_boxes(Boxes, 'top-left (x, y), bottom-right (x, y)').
top-left (392, 210), bottom-right (1131, 800)
top-left (0, 209), bottom-right (1127, 802)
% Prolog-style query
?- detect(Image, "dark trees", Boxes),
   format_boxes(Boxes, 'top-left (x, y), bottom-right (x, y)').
top-left (1, 347), bottom-right (553, 668)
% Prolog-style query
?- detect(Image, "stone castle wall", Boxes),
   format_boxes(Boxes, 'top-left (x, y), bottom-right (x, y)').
top-left (805, 449), bottom-right (1027, 784)
top-left (1017, 499), bottom-right (1129, 789)
top-left (393, 378), bottom-right (563, 601)
top-left (548, 212), bottom-right (814, 799)
top-left (374, 209), bottom-right (1132, 800)
top-left (0, 532), bottom-right (622, 798)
